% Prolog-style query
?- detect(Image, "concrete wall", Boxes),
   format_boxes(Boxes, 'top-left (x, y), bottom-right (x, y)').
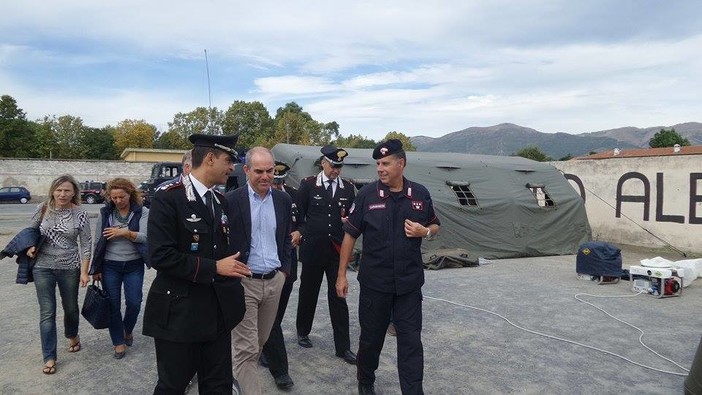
top-left (0, 158), bottom-right (154, 198)
top-left (3, 156), bottom-right (700, 255)
top-left (552, 155), bottom-right (701, 255)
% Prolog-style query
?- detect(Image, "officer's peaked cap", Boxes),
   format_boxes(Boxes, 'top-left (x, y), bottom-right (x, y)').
top-left (274, 161), bottom-right (290, 180)
top-left (320, 145), bottom-right (348, 165)
top-left (189, 133), bottom-right (239, 158)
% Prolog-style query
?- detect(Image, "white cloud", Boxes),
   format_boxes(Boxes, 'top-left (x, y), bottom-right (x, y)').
top-left (1, 1), bottom-right (701, 141)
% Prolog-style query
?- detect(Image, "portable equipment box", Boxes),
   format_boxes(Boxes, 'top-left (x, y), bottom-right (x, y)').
top-left (576, 241), bottom-right (623, 284)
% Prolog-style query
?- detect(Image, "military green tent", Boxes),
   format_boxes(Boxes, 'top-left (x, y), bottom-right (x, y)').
top-left (272, 143), bottom-right (591, 263)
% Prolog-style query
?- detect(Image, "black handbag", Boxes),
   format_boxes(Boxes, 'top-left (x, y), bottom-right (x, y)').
top-left (81, 280), bottom-right (111, 329)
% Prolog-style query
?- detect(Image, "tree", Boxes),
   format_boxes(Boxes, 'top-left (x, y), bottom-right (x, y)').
top-left (112, 119), bottom-right (157, 155)
top-left (0, 95), bottom-right (26, 120)
top-left (33, 117), bottom-right (58, 158)
top-left (649, 128), bottom-right (691, 148)
top-left (0, 95), bottom-right (36, 158)
top-left (271, 102), bottom-right (339, 147)
top-left (333, 133), bottom-right (377, 148)
top-left (267, 111), bottom-right (312, 147)
top-left (82, 127), bottom-right (118, 160)
top-left (155, 130), bottom-right (190, 149)
top-left (382, 131), bottom-right (416, 151)
top-left (39, 115), bottom-right (91, 159)
top-left (513, 145), bottom-right (552, 162)
top-left (558, 153), bottom-right (573, 161)
top-left (222, 100), bottom-right (274, 149)
top-left (311, 121), bottom-right (340, 146)
top-left (168, 107), bottom-right (224, 139)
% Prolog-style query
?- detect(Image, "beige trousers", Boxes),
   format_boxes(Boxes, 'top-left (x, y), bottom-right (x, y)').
top-left (232, 271), bottom-right (285, 395)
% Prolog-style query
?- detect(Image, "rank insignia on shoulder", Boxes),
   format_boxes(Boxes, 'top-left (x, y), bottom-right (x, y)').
top-left (157, 179), bottom-right (183, 192)
top-left (186, 214), bottom-right (202, 222)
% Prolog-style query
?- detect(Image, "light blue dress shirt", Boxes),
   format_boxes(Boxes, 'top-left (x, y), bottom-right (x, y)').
top-left (246, 184), bottom-right (281, 274)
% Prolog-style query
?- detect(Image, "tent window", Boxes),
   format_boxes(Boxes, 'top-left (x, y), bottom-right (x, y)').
top-left (527, 185), bottom-right (555, 207)
top-left (450, 185), bottom-right (478, 207)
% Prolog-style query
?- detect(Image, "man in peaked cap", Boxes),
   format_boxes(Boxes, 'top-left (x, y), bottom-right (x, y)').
top-left (337, 139), bottom-right (441, 395)
top-left (259, 160), bottom-right (301, 390)
top-left (295, 145), bottom-right (357, 364)
top-left (143, 133), bottom-right (251, 394)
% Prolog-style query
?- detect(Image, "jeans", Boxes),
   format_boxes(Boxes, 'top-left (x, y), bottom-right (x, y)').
top-left (102, 259), bottom-right (145, 346)
top-left (33, 267), bottom-right (80, 363)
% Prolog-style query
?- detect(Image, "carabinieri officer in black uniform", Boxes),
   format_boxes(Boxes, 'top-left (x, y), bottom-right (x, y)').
top-left (296, 145), bottom-right (357, 364)
top-left (336, 139), bottom-right (440, 395)
top-left (143, 133), bottom-right (251, 394)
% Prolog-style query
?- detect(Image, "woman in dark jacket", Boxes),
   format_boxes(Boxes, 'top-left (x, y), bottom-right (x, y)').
top-left (89, 178), bottom-right (149, 359)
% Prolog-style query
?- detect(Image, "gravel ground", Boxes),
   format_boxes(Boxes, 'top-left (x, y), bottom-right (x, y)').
top-left (1, 208), bottom-right (700, 395)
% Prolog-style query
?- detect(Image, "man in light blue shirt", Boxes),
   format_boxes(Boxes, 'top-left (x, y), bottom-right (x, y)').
top-left (225, 147), bottom-right (293, 395)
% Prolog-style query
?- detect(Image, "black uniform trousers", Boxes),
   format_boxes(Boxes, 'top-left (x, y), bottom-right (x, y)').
top-left (153, 328), bottom-right (233, 394)
top-left (357, 285), bottom-right (424, 395)
top-left (261, 250), bottom-right (297, 378)
top-left (296, 241), bottom-right (351, 354)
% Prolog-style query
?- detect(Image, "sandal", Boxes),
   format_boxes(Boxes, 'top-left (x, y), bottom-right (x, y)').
top-left (68, 336), bottom-right (81, 353)
top-left (42, 361), bottom-right (56, 375)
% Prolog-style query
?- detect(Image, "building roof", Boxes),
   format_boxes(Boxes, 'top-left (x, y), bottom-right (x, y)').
top-left (120, 148), bottom-right (188, 159)
top-left (573, 144), bottom-right (702, 160)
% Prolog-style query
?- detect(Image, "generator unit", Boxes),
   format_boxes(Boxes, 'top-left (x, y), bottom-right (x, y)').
top-left (629, 265), bottom-right (683, 298)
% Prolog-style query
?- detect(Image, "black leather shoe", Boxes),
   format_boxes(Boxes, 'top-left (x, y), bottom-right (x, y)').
top-left (274, 374), bottom-right (295, 390)
top-left (297, 335), bottom-right (313, 348)
top-left (336, 350), bottom-right (357, 364)
top-left (259, 353), bottom-right (269, 367)
top-left (358, 383), bottom-right (376, 395)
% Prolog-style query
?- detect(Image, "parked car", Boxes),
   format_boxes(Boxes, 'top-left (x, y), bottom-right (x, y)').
top-left (79, 181), bottom-right (106, 204)
top-left (0, 186), bottom-right (31, 204)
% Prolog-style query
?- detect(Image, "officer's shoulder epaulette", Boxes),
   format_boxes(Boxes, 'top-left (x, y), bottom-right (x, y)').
top-left (302, 175), bottom-right (316, 181)
top-left (284, 185), bottom-right (298, 193)
top-left (157, 179), bottom-right (183, 192)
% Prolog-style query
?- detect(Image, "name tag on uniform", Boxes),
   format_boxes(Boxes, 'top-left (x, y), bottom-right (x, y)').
top-left (368, 203), bottom-right (386, 211)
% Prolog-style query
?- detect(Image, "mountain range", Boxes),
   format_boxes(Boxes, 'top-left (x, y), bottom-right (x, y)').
top-left (409, 122), bottom-right (702, 159)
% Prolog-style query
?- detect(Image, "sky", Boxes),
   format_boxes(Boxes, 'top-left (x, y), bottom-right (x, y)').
top-left (1, 0), bottom-right (701, 141)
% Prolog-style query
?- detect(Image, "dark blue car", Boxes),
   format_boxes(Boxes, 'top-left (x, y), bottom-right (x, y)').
top-left (0, 186), bottom-right (31, 204)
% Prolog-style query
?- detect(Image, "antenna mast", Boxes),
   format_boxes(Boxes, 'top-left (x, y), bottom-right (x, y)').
top-left (204, 49), bottom-right (212, 109)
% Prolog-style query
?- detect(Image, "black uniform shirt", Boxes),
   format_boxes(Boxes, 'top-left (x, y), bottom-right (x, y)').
top-left (297, 173), bottom-right (356, 246)
top-left (343, 177), bottom-right (440, 295)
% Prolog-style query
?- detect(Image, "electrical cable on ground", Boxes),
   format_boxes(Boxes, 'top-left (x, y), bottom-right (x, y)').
top-left (424, 293), bottom-right (690, 377)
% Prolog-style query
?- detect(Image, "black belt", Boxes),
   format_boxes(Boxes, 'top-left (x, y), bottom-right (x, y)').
top-left (249, 269), bottom-right (278, 280)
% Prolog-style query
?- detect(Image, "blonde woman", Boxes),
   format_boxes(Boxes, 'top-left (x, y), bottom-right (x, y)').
top-left (27, 175), bottom-right (91, 374)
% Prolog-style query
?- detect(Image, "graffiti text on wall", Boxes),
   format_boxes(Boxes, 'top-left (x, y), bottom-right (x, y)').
top-left (565, 172), bottom-right (702, 224)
